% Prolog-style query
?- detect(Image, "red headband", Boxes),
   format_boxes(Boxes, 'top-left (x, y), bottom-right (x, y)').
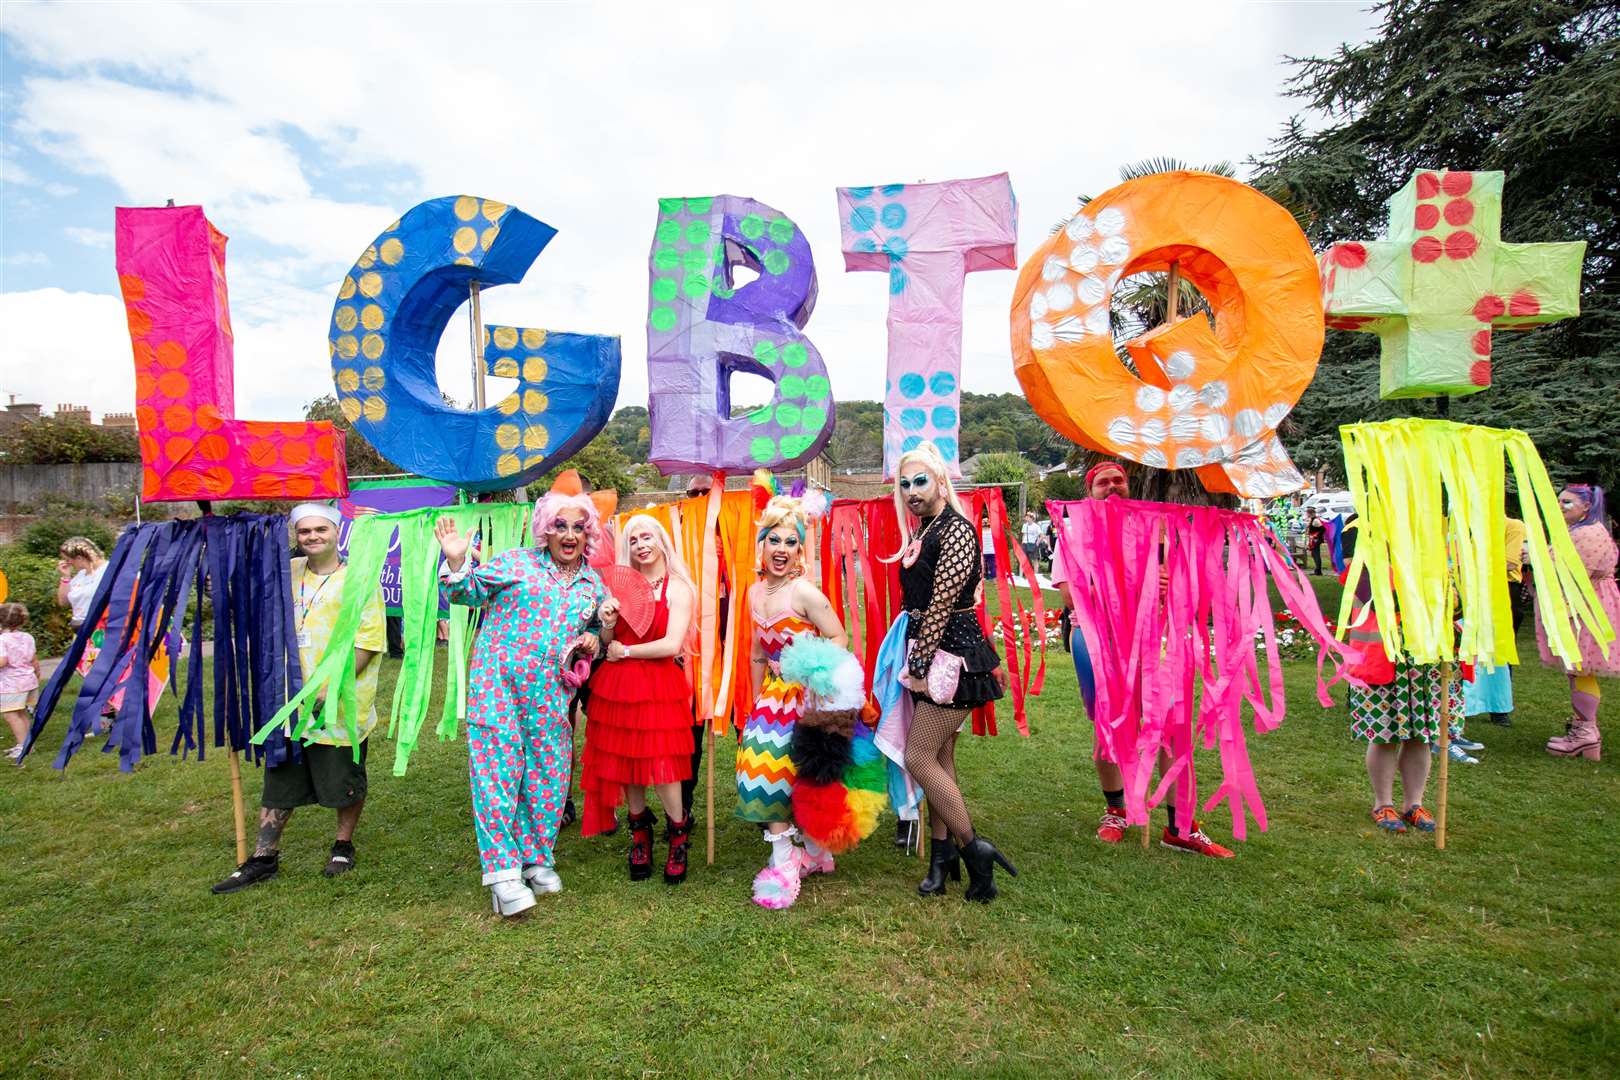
top-left (1085, 461), bottom-right (1126, 488)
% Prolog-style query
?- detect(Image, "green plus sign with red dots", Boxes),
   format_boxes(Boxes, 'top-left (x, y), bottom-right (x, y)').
top-left (1319, 169), bottom-right (1585, 398)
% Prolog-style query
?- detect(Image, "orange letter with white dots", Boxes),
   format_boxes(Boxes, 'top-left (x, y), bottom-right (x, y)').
top-left (1010, 171), bottom-right (1323, 499)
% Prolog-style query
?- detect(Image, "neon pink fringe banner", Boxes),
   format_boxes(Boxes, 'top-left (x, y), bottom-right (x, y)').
top-left (1049, 497), bottom-right (1349, 840)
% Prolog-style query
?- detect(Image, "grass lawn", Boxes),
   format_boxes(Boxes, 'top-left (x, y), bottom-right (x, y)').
top-left (3, 574), bottom-right (1616, 1078)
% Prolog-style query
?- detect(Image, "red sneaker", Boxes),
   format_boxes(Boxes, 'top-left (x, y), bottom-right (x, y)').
top-left (1097, 806), bottom-right (1128, 843)
top-left (1160, 823), bottom-right (1235, 859)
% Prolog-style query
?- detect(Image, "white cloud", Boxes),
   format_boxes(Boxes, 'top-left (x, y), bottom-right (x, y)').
top-left (1, 251), bottom-right (50, 267)
top-left (63, 226), bottom-right (111, 248)
top-left (0, 289), bottom-right (129, 412)
top-left (0, 147), bottom-right (76, 198)
top-left (1, 1), bottom-right (1379, 429)
top-left (0, 283), bottom-right (340, 424)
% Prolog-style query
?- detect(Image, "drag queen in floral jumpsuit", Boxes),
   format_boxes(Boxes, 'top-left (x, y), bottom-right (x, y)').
top-left (437, 492), bottom-right (606, 917)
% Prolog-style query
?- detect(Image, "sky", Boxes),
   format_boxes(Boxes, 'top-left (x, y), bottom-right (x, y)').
top-left (0, 1), bottom-right (1378, 426)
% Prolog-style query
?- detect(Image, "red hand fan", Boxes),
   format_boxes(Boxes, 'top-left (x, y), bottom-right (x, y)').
top-left (601, 564), bottom-right (655, 638)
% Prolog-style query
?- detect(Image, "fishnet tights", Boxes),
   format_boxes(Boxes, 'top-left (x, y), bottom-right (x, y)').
top-left (905, 700), bottom-right (974, 842)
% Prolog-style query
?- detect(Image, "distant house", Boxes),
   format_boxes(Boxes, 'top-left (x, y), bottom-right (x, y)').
top-left (0, 395), bottom-right (43, 433)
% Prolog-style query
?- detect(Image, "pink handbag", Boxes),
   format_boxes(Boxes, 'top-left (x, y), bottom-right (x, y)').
top-left (908, 639), bottom-right (965, 704)
top-left (926, 651), bottom-right (965, 704)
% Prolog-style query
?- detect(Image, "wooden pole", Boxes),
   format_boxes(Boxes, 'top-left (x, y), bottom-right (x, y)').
top-left (197, 495), bottom-right (248, 864)
top-left (227, 749), bottom-right (248, 863)
top-left (1142, 804), bottom-right (1151, 848)
top-left (467, 281), bottom-right (486, 411)
top-left (1165, 262), bottom-right (1181, 322)
top-left (705, 725), bottom-right (715, 864)
top-left (917, 801), bottom-right (928, 863)
top-left (1436, 660), bottom-right (1453, 850)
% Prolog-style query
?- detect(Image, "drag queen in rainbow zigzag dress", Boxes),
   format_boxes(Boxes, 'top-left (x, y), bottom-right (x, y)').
top-left (735, 497), bottom-right (882, 908)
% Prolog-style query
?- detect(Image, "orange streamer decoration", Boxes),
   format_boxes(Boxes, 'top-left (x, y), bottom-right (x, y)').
top-left (615, 482), bottom-right (756, 732)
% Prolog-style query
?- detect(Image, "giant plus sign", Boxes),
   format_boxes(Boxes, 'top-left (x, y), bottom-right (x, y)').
top-left (1319, 169), bottom-right (1585, 398)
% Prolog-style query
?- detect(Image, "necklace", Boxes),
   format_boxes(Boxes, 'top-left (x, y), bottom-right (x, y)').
top-left (551, 557), bottom-right (582, 586)
top-left (762, 575), bottom-right (792, 595)
top-left (901, 513), bottom-right (943, 569)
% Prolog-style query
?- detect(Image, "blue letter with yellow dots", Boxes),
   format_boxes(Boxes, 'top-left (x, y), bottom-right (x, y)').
top-left (329, 196), bottom-right (620, 492)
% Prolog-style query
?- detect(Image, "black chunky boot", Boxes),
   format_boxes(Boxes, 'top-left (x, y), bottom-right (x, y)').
top-left (959, 836), bottom-right (1017, 903)
top-left (627, 809), bottom-right (657, 881)
top-left (917, 836), bottom-right (960, 896)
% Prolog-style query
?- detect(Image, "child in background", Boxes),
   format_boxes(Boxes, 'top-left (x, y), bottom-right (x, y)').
top-left (1, 602), bottom-right (42, 760)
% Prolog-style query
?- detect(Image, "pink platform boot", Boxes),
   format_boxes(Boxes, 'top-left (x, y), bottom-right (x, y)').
top-left (1546, 716), bottom-right (1601, 760)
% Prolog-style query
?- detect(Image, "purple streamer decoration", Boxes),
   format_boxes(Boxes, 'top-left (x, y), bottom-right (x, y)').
top-left (22, 514), bottom-right (303, 773)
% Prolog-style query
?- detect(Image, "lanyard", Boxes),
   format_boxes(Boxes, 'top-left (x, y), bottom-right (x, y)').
top-left (296, 564), bottom-right (338, 636)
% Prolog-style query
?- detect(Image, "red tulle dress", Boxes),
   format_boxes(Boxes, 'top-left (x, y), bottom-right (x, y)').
top-left (580, 578), bottom-right (695, 836)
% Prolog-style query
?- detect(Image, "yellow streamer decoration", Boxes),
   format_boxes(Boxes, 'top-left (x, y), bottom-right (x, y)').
top-left (1338, 418), bottom-right (1614, 668)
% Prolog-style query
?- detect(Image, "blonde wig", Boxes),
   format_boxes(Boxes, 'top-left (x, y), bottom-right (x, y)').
top-left (885, 440), bottom-right (964, 563)
top-left (755, 495), bottom-right (809, 577)
top-left (612, 514), bottom-right (696, 650)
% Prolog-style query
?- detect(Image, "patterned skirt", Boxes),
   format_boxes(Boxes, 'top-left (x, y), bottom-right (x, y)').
top-left (1348, 662), bottom-right (1464, 744)
top-left (735, 670), bottom-right (804, 824)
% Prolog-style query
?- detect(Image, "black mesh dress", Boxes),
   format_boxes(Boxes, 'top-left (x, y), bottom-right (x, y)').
top-left (899, 505), bottom-right (1004, 710)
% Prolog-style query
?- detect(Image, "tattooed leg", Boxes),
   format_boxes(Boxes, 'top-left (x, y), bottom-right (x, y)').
top-left (255, 808), bottom-right (292, 857)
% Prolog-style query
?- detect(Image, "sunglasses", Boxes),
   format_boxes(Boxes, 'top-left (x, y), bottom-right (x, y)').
top-left (897, 473), bottom-right (932, 492)
top-left (550, 519), bottom-right (589, 536)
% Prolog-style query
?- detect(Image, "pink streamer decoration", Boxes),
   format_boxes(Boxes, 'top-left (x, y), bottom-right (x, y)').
top-left (1049, 497), bottom-right (1351, 841)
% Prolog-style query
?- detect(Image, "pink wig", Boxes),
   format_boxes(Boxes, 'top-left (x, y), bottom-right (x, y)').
top-left (532, 492), bottom-right (604, 561)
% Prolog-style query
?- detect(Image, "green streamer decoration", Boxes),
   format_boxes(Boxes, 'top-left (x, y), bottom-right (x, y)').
top-left (253, 503), bottom-right (532, 773)
top-left (1338, 418), bottom-right (1614, 668)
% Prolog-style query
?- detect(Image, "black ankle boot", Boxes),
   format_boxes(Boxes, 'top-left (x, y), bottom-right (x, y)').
top-left (627, 809), bottom-right (657, 881)
top-left (958, 835), bottom-right (1017, 903)
top-left (917, 837), bottom-right (960, 896)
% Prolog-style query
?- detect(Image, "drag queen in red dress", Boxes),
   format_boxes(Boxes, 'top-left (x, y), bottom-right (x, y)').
top-left (582, 514), bottom-right (697, 883)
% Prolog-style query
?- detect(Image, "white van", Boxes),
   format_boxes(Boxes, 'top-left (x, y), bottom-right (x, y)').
top-left (1303, 491), bottom-right (1357, 518)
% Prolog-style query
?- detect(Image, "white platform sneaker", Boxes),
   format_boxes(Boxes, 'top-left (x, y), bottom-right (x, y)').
top-left (523, 865), bottom-right (563, 894)
top-left (490, 878), bottom-right (536, 917)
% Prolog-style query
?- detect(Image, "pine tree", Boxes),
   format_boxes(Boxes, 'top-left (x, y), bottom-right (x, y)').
top-left (1251, 0), bottom-right (1620, 493)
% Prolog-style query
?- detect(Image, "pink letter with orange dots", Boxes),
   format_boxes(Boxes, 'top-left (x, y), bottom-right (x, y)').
top-left (116, 206), bottom-right (348, 502)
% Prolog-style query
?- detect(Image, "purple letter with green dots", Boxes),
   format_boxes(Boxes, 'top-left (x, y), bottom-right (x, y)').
top-left (837, 174), bottom-right (1017, 478)
top-left (645, 195), bottom-right (834, 474)
top-left (329, 196), bottom-right (620, 493)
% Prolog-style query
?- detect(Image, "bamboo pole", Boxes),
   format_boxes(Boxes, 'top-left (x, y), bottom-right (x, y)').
top-left (705, 725), bottom-right (715, 864)
top-left (227, 748), bottom-right (248, 863)
top-left (1166, 262), bottom-right (1182, 322)
top-left (198, 495), bottom-right (247, 864)
top-left (1436, 660), bottom-right (1453, 850)
top-left (467, 281), bottom-right (486, 411)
